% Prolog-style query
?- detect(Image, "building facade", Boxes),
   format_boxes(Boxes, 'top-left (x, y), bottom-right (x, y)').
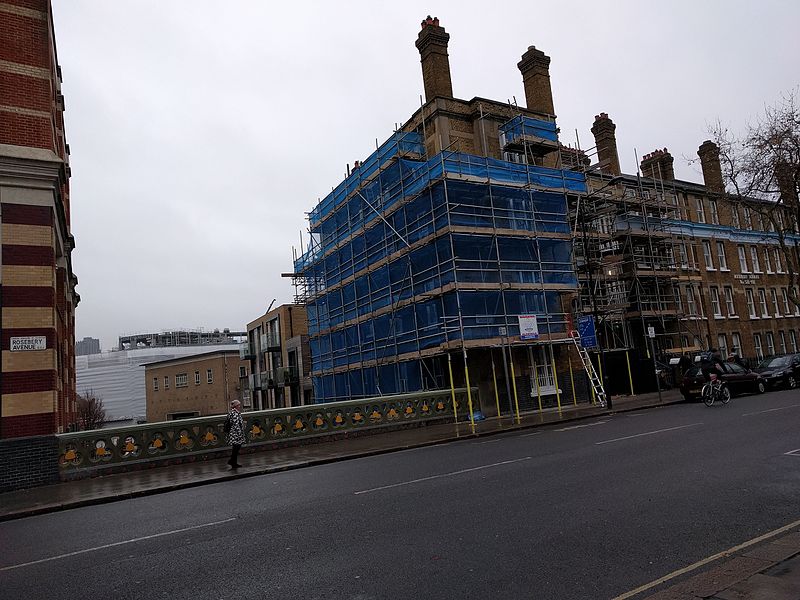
top-left (575, 116), bottom-right (800, 392)
top-left (242, 304), bottom-right (313, 410)
top-left (144, 350), bottom-right (249, 422)
top-left (77, 332), bottom-right (243, 424)
top-left (292, 18), bottom-right (589, 409)
top-left (1, 0), bottom-right (79, 437)
top-left (75, 336), bottom-right (100, 356)
top-left (292, 17), bottom-right (800, 406)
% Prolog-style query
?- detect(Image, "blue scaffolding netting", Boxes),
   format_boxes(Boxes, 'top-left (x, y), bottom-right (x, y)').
top-left (297, 118), bottom-right (585, 402)
top-left (499, 115), bottom-right (559, 146)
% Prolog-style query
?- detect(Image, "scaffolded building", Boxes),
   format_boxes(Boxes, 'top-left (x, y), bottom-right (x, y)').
top-left (570, 117), bottom-right (732, 393)
top-left (291, 19), bottom-right (594, 410)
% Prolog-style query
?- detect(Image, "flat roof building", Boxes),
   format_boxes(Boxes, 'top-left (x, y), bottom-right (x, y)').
top-left (144, 350), bottom-right (249, 423)
top-left (242, 304), bottom-right (312, 410)
top-left (75, 337), bottom-right (101, 356)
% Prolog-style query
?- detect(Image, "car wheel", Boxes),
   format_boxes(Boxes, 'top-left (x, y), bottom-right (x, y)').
top-left (756, 381), bottom-right (766, 394)
top-left (789, 376), bottom-right (797, 390)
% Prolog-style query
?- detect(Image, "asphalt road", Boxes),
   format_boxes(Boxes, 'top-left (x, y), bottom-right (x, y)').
top-left (1, 389), bottom-right (799, 600)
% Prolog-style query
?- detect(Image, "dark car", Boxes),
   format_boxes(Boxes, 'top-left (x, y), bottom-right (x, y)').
top-left (679, 361), bottom-right (766, 401)
top-left (753, 354), bottom-right (800, 390)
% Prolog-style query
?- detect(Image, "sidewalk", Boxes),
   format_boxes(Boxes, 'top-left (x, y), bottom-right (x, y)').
top-left (640, 522), bottom-right (800, 600)
top-left (0, 390), bottom-right (681, 522)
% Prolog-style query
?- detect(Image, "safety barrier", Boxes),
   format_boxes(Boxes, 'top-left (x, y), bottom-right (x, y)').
top-left (56, 388), bottom-right (475, 478)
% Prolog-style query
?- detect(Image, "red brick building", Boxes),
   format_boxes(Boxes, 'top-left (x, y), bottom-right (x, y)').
top-left (1, 0), bottom-right (79, 437)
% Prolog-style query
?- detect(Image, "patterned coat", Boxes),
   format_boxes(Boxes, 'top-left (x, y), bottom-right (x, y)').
top-left (226, 409), bottom-right (245, 446)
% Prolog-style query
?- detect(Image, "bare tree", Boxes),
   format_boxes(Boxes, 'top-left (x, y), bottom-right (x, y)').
top-left (77, 389), bottom-right (106, 430)
top-left (710, 91), bottom-right (800, 309)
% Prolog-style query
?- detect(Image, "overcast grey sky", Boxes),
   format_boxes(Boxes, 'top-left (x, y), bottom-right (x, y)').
top-left (52, 1), bottom-right (800, 350)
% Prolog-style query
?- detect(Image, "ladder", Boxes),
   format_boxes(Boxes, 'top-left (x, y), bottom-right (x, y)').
top-left (569, 331), bottom-right (607, 407)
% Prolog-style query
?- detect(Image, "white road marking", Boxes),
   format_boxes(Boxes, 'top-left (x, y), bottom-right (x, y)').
top-left (477, 437), bottom-right (507, 444)
top-left (595, 423), bottom-right (703, 445)
top-left (0, 517), bottom-right (236, 572)
top-left (625, 413), bottom-right (646, 418)
top-left (555, 420), bottom-right (608, 432)
top-left (785, 449), bottom-right (800, 456)
top-left (520, 431), bottom-right (544, 438)
top-left (353, 457), bottom-right (532, 495)
top-left (612, 516), bottom-right (800, 600)
top-left (742, 403), bottom-right (800, 417)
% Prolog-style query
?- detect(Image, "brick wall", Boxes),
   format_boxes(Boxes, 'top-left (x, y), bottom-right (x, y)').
top-left (0, 434), bottom-right (59, 491)
top-left (1, 1), bottom-right (78, 438)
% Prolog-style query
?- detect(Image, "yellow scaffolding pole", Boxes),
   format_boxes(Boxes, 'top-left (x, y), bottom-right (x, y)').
top-left (568, 353), bottom-right (577, 405)
top-left (463, 349), bottom-right (475, 431)
top-left (448, 353), bottom-right (457, 424)
top-left (626, 350), bottom-right (635, 396)
top-left (510, 352), bottom-right (521, 424)
top-left (534, 349), bottom-right (543, 412)
top-left (550, 344), bottom-right (561, 413)
top-left (491, 350), bottom-right (501, 420)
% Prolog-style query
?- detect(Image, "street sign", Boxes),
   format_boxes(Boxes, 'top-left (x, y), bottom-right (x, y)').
top-left (648, 326), bottom-right (656, 339)
top-left (10, 336), bottom-right (46, 351)
top-left (577, 315), bottom-right (598, 349)
top-left (518, 315), bottom-right (539, 340)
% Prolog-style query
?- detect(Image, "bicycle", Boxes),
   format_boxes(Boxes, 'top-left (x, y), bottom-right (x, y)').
top-left (702, 373), bottom-right (731, 406)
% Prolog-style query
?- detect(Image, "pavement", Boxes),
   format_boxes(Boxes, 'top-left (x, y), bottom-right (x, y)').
top-left (0, 390), bottom-right (800, 600)
top-left (638, 523), bottom-right (800, 600)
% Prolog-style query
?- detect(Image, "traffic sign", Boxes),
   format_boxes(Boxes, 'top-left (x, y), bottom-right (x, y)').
top-left (577, 315), bottom-right (598, 349)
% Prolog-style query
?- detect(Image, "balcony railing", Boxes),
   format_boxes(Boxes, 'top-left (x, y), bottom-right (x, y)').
top-left (239, 342), bottom-right (254, 360)
top-left (260, 333), bottom-right (281, 352)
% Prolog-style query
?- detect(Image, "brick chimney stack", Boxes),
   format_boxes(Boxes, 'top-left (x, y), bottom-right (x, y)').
top-left (517, 46), bottom-right (555, 115)
top-left (415, 16), bottom-right (453, 101)
top-left (697, 140), bottom-right (724, 193)
top-left (640, 148), bottom-right (675, 181)
top-left (590, 113), bottom-right (621, 176)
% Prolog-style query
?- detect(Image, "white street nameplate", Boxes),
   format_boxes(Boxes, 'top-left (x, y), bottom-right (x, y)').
top-left (10, 336), bottom-right (46, 351)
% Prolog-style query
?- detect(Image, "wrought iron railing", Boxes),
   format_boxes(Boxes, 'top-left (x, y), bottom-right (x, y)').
top-left (57, 388), bottom-right (475, 476)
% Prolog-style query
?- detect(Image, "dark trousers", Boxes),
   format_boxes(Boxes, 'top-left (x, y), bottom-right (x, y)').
top-left (228, 444), bottom-right (241, 467)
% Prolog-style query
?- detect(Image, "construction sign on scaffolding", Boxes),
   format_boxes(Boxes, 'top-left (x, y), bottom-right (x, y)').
top-left (518, 315), bottom-right (540, 340)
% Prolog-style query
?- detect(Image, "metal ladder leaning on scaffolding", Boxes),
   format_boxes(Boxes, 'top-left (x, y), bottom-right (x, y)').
top-left (568, 331), bottom-right (607, 407)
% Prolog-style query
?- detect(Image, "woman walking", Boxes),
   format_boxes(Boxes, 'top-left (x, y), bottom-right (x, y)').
top-left (225, 399), bottom-right (245, 469)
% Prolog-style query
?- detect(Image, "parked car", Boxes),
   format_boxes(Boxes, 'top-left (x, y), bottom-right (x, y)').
top-left (753, 354), bottom-right (800, 390)
top-left (679, 362), bottom-right (766, 401)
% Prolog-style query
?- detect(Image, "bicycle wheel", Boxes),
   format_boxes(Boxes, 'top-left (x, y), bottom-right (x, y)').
top-left (720, 386), bottom-right (731, 404)
top-left (702, 384), bottom-right (714, 406)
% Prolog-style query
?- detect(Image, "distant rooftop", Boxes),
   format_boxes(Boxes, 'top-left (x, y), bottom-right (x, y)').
top-left (117, 328), bottom-right (246, 350)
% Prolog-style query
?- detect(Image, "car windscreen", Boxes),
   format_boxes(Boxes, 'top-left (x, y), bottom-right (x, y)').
top-left (759, 356), bottom-right (790, 369)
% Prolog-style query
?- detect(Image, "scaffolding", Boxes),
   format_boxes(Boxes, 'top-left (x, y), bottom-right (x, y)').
top-left (291, 117), bottom-right (588, 403)
top-left (561, 140), bottom-right (710, 392)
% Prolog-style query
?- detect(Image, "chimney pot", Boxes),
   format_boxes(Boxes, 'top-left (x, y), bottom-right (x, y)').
top-left (641, 147), bottom-right (674, 180)
top-left (591, 112), bottom-right (620, 175)
top-left (517, 46), bottom-right (555, 115)
top-left (697, 140), bottom-right (724, 193)
top-left (416, 17), bottom-right (453, 101)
